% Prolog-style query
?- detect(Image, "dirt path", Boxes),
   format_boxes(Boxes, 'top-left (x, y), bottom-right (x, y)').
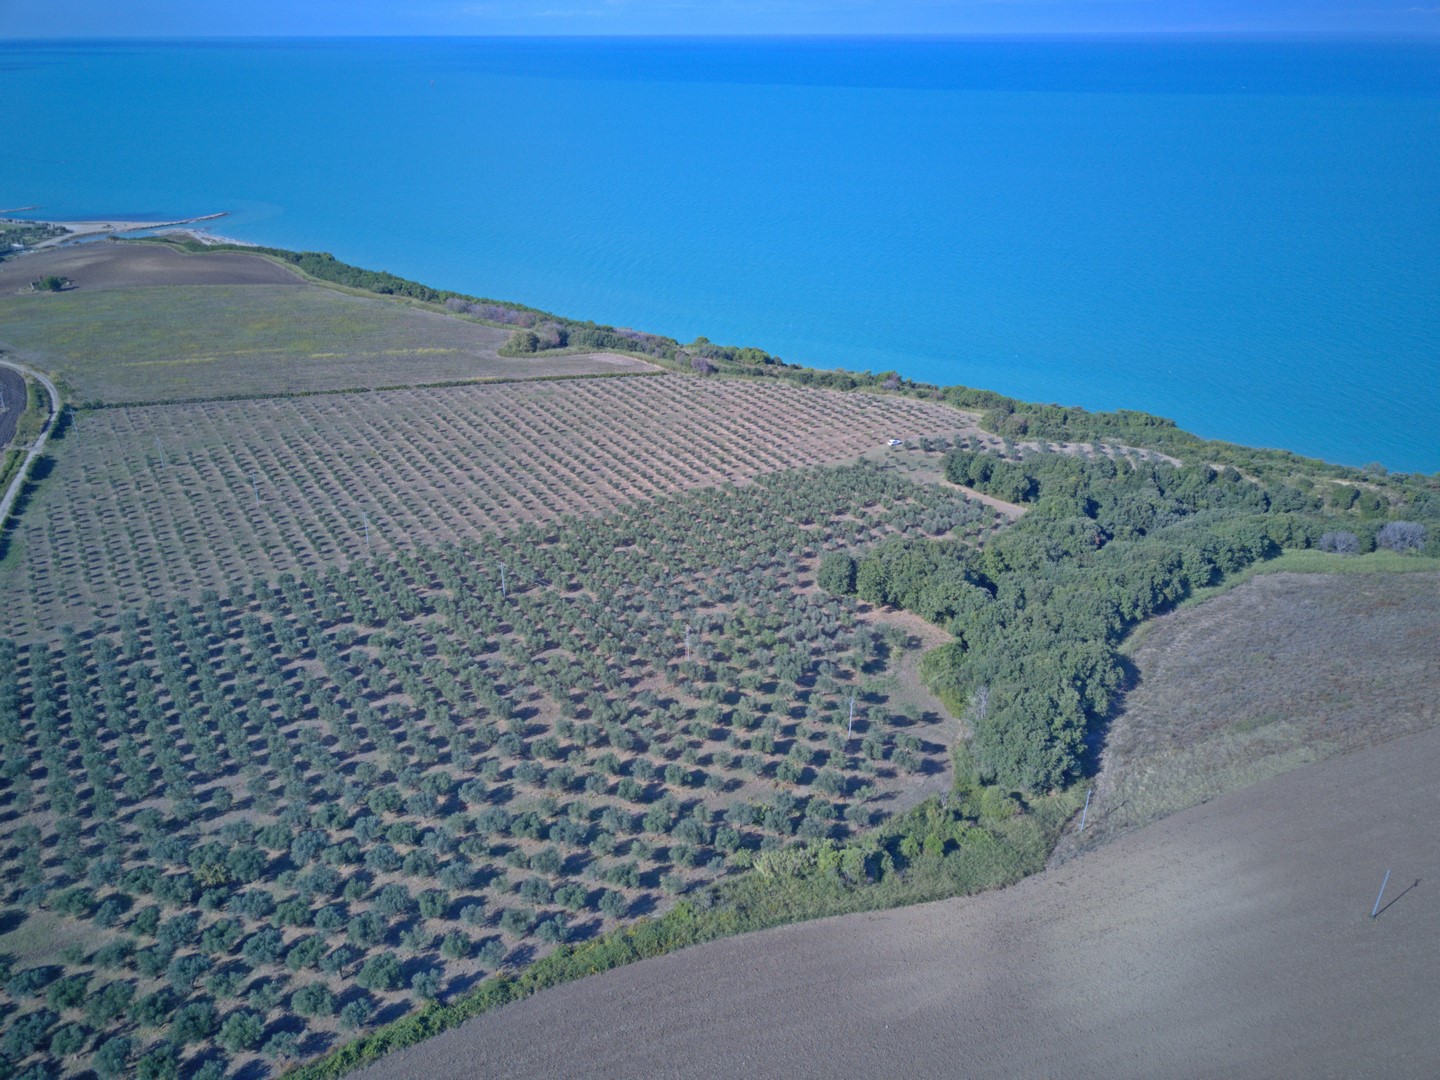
top-left (952, 483), bottom-right (1026, 519)
top-left (359, 723), bottom-right (1440, 1080)
top-left (857, 605), bottom-right (961, 813)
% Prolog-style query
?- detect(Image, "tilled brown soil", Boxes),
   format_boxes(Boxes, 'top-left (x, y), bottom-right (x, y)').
top-left (360, 722), bottom-right (1440, 1080)
top-left (0, 241), bottom-right (303, 291)
top-left (1052, 571), bottom-right (1440, 864)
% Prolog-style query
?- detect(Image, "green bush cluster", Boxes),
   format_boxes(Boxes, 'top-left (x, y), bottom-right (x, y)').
top-left (824, 448), bottom-right (1354, 790)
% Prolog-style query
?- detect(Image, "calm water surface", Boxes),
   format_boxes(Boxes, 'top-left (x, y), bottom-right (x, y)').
top-left (4, 38), bottom-right (1438, 471)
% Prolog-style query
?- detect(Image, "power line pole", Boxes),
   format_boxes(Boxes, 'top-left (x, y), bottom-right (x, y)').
top-left (497, 561), bottom-right (507, 597)
top-left (250, 473), bottom-right (260, 508)
top-left (154, 436), bottom-right (166, 470)
top-left (361, 510), bottom-right (370, 556)
top-left (846, 690), bottom-right (856, 744)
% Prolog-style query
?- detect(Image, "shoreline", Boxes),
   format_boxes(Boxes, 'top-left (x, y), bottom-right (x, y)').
top-left (4, 210), bottom-right (234, 249)
top-left (2, 216), bottom-right (1432, 473)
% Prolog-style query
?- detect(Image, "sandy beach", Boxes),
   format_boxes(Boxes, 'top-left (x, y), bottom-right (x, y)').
top-left (6, 211), bottom-right (236, 249)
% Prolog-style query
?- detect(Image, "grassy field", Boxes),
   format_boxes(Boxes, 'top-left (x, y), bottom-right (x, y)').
top-left (1050, 567), bottom-right (1440, 864)
top-left (0, 284), bottom-right (660, 404)
top-left (0, 376), bottom-right (981, 642)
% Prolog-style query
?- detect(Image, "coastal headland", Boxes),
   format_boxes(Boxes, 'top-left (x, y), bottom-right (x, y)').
top-left (0, 238), bottom-right (1434, 1080)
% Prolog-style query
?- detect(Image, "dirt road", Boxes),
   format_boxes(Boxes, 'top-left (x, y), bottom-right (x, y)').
top-left (360, 722), bottom-right (1440, 1080)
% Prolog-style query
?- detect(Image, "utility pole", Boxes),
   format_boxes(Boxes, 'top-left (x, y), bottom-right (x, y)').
top-left (498, 561), bottom-right (507, 597)
top-left (846, 690), bottom-right (856, 744)
top-left (361, 510), bottom-right (370, 556)
top-left (250, 473), bottom-right (260, 508)
top-left (154, 436), bottom-right (166, 470)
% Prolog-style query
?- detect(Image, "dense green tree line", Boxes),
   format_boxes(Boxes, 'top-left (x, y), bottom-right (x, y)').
top-left (822, 448), bottom-right (1388, 791)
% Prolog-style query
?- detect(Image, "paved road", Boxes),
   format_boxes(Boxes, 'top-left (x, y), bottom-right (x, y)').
top-left (0, 359), bottom-right (59, 531)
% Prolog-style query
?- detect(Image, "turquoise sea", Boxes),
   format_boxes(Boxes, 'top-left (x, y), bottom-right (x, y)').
top-left (3, 37), bottom-right (1438, 472)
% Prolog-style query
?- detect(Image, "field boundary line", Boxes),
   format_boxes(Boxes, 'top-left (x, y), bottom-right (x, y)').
top-left (74, 366), bottom-right (668, 411)
top-left (0, 358), bottom-right (58, 532)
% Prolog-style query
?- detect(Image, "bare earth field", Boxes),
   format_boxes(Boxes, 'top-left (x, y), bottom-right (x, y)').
top-left (0, 242), bottom-right (304, 292)
top-left (0, 245), bottom-right (661, 403)
top-left (361, 719), bottom-right (1440, 1080)
top-left (0, 375), bottom-right (979, 640)
top-left (1052, 570), bottom-right (1440, 863)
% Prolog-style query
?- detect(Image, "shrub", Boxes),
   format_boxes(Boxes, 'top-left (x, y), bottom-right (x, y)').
top-left (217, 1009), bottom-right (265, 1052)
top-left (2, 1009), bottom-right (56, 1058)
top-left (1376, 520), bottom-right (1425, 553)
top-left (1318, 530), bottom-right (1360, 554)
top-left (285, 934), bottom-right (329, 972)
top-left (171, 999), bottom-right (220, 1043)
top-left (440, 931), bottom-right (472, 960)
top-left (410, 969), bottom-right (442, 999)
top-left (355, 952), bottom-right (403, 991)
top-left (134, 945), bottom-right (174, 979)
top-left (45, 974), bottom-right (88, 1010)
top-left (226, 845), bottom-right (268, 883)
top-left (166, 953), bottom-right (211, 993)
top-left (263, 1030), bottom-right (301, 1061)
top-left (7, 966), bottom-right (57, 998)
top-left (93, 941), bottom-right (134, 970)
top-left (206, 967), bottom-right (246, 998)
top-left (374, 883), bottom-right (414, 916)
top-left (84, 981), bottom-right (136, 1026)
top-left (241, 928), bottom-right (285, 966)
top-left (499, 907), bottom-right (534, 937)
top-left (339, 997), bottom-right (373, 1030)
top-left (131, 904), bottom-right (162, 936)
top-left (228, 890), bottom-right (275, 920)
top-left (156, 913), bottom-right (198, 948)
top-left (135, 1041), bottom-right (179, 1080)
top-left (816, 552), bottom-right (858, 594)
top-left (130, 989), bottom-right (175, 1028)
top-left (92, 1036), bottom-right (133, 1080)
top-left (49, 1022), bottom-right (89, 1056)
top-left (292, 982), bottom-right (336, 1017)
